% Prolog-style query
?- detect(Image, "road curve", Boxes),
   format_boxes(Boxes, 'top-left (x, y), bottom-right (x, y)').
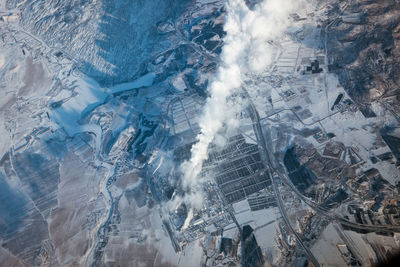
top-left (243, 88), bottom-right (321, 267)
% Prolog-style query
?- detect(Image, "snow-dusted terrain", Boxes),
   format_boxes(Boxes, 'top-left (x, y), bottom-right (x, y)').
top-left (0, 0), bottom-right (400, 266)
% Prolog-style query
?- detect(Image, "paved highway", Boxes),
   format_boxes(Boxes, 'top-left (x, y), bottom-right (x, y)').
top-left (243, 83), bottom-right (400, 266)
top-left (276, 170), bottom-right (400, 233)
top-left (245, 85), bottom-right (400, 231)
top-left (243, 89), bottom-right (321, 267)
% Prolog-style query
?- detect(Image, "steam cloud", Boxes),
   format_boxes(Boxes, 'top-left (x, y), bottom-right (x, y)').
top-left (178, 0), bottom-right (300, 216)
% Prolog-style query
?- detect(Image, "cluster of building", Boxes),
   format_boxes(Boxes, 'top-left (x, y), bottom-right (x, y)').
top-left (164, 133), bottom-right (277, 251)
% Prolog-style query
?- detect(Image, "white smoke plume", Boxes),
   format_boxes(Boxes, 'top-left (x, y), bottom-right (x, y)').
top-left (179, 0), bottom-right (301, 212)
